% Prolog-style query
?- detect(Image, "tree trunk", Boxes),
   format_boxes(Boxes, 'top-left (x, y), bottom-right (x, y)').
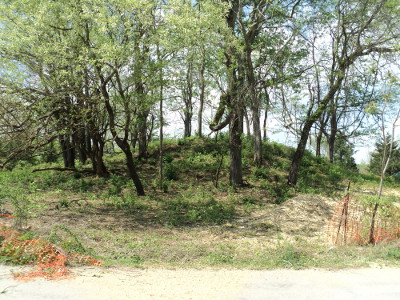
top-left (85, 118), bottom-right (108, 177)
top-left (263, 109), bottom-right (268, 141)
top-left (252, 105), bottom-right (262, 166)
top-left (229, 112), bottom-right (243, 186)
top-left (183, 62), bottom-right (194, 138)
top-left (147, 113), bottom-right (155, 144)
top-left (159, 95), bottom-right (164, 191)
top-left (138, 110), bottom-right (149, 159)
top-left (197, 62), bottom-right (205, 138)
top-left (124, 147), bottom-right (145, 196)
top-left (92, 154), bottom-right (107, 177)
top-left (244, 39), bottom-right (262, 165)
top-left (288, 62), bottom-right (347, 186)
top-left (316, 127), bottom-right (323, 157)
top-left (287, 120), bottom-right (314, 186)
top-left (183, 111), bottom-right (192, 138)
top-left (263, 92), bottom-right (270, 141)
top-left (59, 135), bottom-right (75, 168)
top-left (85, 125), bottom-right (92, 156)
top-left (97, 69), bottom-right (145, 196)
top-left (131, 130), bottom-right (138, 149)
top-left (243, 110), bottom-right (250, 136)
top-left (89, 137), bottom-right (108, 177)
top-left (328, 109), bottom-right (337, 163)
top-left (75, 128), bottom-right (88, 164)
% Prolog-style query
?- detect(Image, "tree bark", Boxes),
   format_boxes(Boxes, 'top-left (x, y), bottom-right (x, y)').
top-left (244, 36), bottom-right (262, 165)
top-left (89, 136), bottom-right (108, 177)
top-left (287, 120), bottom-right (314, 186)
top-left (315, 127), bottom-right (323, 157)
top-left (229, 112), bottom-right (243, 186)
top-left (262, 92), bottom-right (271, 141)
top-left (59, 135), bottom-right (75, 168)
top-left (183, 62), bottom-right (193, 138)
top-left (244, 110), bottom-right (251, 136)
top-left (137, 109), bottom-right (149, 159)
top-left (197, 62), bottom-right (205, 138)
top-left (328, 109), bottom-right (337, 163)
top-left (131, 130), bottom-right (138, 150)
top-left (76, 128), bottom-right (87, 164)
top-left (124, 147), bottom-right (145, 196)
top-left (252, 105), bottom-right (262, 166)
top-left (183, 111), bottom-right (192, 138)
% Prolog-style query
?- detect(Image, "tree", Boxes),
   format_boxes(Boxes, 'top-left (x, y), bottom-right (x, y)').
top-left (0, 0), bottom-right (113, 175)
top-left (369, 136), bottom-right (400, 175)
top-left (365, 70), bottom-right (400, 243)
top-left (287, 0), bottom-right (400, 186)
top-left (210, 0), bottom-right (305, 185)
top-left (332, 133), bottom-right (358, 170)
top-left (1, 0), bottom-right (230, 192)
top-left (0, 0), bottom-right (151, 193)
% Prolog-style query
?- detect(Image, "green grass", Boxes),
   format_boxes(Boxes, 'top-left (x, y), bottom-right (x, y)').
top-left (0, 136), bottom-right (399, 270)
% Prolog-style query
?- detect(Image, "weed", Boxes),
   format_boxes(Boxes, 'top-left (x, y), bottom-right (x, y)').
top-left (48, 225), bottom-right (86, 254)
top-left (10, 192), bottom-right (36, 229)
top-left (207, 245), bottom-right (235, 265)
top-left (57, 199), bottom-right (70, 209)
top-left (387, 247), bottom-right (400, 259)
top-left (105, 174), bottom-right (130, 196)
top-left (208, 252), bottom-right (234, 265)
top-left (275, 244), bottom-right (308, 269)
top-left (164, 163), bottom-right (179, 181)
top-left (163, 153), bottom-right (174, 163)
top-left (160, 192), bottom-right (235, 226)
top-left (262, 180), bottom-right (292, 204)
top-left (240, 195), bottom-right (257, 205)
top-left (252, 167), bottom-right (269, 179)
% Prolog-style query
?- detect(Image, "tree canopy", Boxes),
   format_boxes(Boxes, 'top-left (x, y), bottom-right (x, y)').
top-left (0, 0), bottom-right (399, 193)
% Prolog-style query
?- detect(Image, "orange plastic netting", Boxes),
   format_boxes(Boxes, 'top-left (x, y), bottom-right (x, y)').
top-left (0, 223), bottom-right (102, 280)
top-left (327, 194), bottom-right (400, 245)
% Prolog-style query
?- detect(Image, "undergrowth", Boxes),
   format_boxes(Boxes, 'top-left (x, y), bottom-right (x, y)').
top-left (0, 137), bottom-right (399, 271)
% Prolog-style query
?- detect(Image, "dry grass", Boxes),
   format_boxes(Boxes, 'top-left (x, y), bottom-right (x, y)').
top-left (2, 181), bottom-right (398, 270)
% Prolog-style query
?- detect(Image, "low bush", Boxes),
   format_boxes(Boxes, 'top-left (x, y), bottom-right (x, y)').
top-left (159, 191), bottom-right (235, 226)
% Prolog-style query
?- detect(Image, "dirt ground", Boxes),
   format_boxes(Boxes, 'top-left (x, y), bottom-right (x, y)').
top-left (247, 195), bottom-right (338, 239)
top-left (1, 265), bottom-right (400, 300)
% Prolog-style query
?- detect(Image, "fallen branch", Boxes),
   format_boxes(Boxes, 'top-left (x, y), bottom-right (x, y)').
top-left (31, 167), bottom-right (95, 174)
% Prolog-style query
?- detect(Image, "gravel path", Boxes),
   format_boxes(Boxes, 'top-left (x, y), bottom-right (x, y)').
top-left (0, 265), bottom-right (399, 300)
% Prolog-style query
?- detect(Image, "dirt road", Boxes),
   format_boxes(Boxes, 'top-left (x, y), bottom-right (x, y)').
top-left (0, 265), bottom-right (399, 300)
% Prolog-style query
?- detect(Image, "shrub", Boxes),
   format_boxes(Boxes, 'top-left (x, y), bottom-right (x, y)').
top-left (163, 153), bottom-right (174, 163)
top-left (164, 163), bottom-right (179, 181)
top-left (160, 192), bottom-right (235, 226)
top-left (252, 166), bottom-right (269, 179)
top-left (11, 192), bottom-right (36, 229)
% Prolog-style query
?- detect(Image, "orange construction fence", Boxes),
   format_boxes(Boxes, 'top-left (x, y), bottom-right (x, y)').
top-left (0, 223), bottom-right (102, 280)
top-left (327, 194), bottom-right (400, 245)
